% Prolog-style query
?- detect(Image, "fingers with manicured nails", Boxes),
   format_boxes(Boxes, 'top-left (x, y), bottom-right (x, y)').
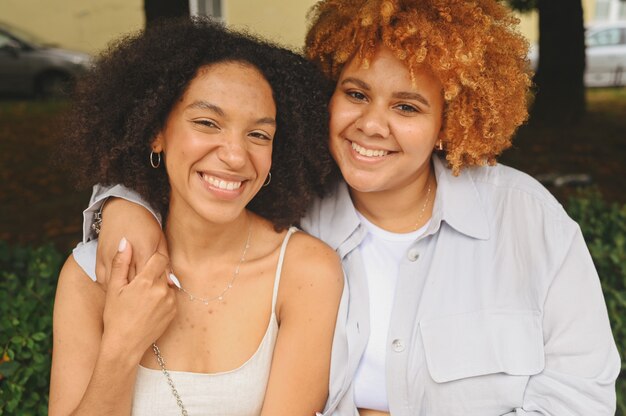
top-left (108, 237), bottom-right (133, 292)
top-left (100, 243), bottom-right (176, 361)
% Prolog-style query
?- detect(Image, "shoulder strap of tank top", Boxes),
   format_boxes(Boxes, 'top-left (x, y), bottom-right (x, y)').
top-left (271, 226), bottom-right (298, 312)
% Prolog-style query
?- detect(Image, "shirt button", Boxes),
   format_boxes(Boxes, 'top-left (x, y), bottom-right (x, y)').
top-left (392, 339), bottom-right (405, 352)
top-left (407, 248), bottom-right (419, 261)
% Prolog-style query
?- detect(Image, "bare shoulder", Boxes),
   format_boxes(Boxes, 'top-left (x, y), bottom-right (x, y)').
top-left (284, 230), bottom-right (343, 283)
top-left (277, 230), bottom-right (343, 311)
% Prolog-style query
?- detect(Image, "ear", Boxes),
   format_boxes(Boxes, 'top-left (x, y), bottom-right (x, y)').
top-left (151, 132), bottom-right (164, 153)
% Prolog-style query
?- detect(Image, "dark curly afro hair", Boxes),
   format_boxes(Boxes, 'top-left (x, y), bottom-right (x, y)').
top-left (61, 17), bottom-right (335, 230)
top-left (306, 0), bottom-right (532, 174)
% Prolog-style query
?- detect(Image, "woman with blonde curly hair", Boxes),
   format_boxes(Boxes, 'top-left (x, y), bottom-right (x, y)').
top-left (76, 1), bottom-right (619, 414)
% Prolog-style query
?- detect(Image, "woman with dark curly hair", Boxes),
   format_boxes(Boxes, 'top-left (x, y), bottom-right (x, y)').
top-left (78, 1), bottom-right (620, 415)
top-left (49, 18), bottom-right (343, 415)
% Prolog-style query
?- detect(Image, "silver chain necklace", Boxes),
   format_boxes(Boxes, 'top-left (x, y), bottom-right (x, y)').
top-left (152, 343), bottom-right (188, 416)
top-left (169, 222), bottom-right (252, 305)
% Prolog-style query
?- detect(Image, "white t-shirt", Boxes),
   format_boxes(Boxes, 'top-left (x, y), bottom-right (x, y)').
top-left (353, 213), bottom-right (429, 412)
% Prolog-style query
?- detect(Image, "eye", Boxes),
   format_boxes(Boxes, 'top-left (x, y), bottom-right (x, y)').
top-left (346, 90), bottom-right (368, 102)
top-left (192, 119), bottom-right (219, 129)
top-left (249, 131), bottom-right (273, 141)
top-left (394, 103), bottom-right (420, 114)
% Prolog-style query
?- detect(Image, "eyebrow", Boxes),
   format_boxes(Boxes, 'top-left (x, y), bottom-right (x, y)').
top-left (255, 117), bottom-right (277, 126)
top-left (340, 77), bottom-right (371, 91)
top-left (187, 100), bottom-right (225, 116)
top-left (340, 77), bottom-right (431, 107)
top-left (186, 100), bottom-right (276, 126)
top-left (391, 91), bottom-right (431, 107)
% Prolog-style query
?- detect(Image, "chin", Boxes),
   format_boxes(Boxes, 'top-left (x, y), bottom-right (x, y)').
top-left (340, 170), bottom-right (384, 194)
top-left (186, 199), bottom-right (249, 225)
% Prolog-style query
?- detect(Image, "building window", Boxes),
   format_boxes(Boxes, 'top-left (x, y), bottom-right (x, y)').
top-left (190, 0), bottom-right (222, 20)
top-left (595, 0), bottom-right (610, 20)
top-left (595, 0), bottom-right (626, 22)
top-left (587, 28), bottom-right (621, 47)
top-left (619, 2), bottom-right (626, 19)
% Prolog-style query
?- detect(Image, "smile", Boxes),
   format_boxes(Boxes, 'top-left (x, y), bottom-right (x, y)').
top-left (351, 141), bottom-right (389, 157)
top-left (200, 173), bottom-right (243, 191)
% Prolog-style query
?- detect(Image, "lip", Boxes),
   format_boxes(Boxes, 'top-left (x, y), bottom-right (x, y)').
top-left (197, 171), bottom-right (249, 200)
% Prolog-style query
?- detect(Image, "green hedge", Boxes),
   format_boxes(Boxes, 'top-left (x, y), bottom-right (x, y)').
top-left (566, 189), bottom-right (626, 415)
top-left (0, 243), bottom-right (62, 415)
top-left (0, 190), bottom-right (624, 414)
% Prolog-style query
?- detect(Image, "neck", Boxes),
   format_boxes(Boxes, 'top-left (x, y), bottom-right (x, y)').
top-left (164, 201), bottom-right (252, 267)
top-left (351, 163), bottom-right (436, 233)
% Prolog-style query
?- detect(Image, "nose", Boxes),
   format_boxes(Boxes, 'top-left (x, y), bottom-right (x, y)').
top-left (216, 133), bottom-right (247, 169)
top-left (355, 105), bottom-right (390, 138)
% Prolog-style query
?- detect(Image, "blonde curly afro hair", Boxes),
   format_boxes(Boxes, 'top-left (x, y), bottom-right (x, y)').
top-left (305, 0), bottom-right (532, 173)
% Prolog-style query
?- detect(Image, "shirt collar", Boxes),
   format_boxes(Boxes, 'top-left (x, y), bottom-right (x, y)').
top-left (431, 155), bottom-right (490, 240)
top-left (315, 155), bottom-right (490, 251)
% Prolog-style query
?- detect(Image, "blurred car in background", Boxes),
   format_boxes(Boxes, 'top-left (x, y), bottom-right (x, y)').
top-left (528, 21), bottom-right (626, 87)
top-left (0, 21), bottom-right (91, 97)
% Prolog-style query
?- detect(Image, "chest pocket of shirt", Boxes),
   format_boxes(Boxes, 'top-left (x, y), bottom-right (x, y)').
top-left (418, 310), bottom-right (544, 415)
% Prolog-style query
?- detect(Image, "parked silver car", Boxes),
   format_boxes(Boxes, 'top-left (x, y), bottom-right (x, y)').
top-left (0, 21), bottom-right (92, 97)
top-left (529, 21), bottom-right (626, 87)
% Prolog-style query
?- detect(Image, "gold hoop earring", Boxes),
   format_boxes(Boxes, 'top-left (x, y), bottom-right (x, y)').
top-left (436, 139), bottom-right (444, 151)
top-left (150, 151), bottom-right (161, 168)
top-left (262, 172), bottom-right (272, 187)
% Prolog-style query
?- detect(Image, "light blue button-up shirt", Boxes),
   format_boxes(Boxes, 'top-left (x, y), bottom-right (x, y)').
top-left (81, 156), bottom-right (620, 415)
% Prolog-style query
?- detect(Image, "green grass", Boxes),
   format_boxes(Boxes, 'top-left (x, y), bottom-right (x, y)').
top-left (0, 88), bottom-right (625, 254)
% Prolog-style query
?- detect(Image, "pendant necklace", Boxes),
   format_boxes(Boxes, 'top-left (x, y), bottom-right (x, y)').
top-left (168, 221), bottom-right (253, 305)
top-left (151, 221), bottom-right (253, 415)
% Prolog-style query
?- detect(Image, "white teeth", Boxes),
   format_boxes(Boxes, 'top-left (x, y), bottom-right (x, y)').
top-left (351, 142), bottom-right (389, 157)
top-left (202, 174), bottom-right (242, 190)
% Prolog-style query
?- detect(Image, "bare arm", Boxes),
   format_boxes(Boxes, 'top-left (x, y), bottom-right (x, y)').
top-left (49, 240), bottom-right (176, 415)
top-left (260, 233), bottom-right (344, 415)
top-left (95, 198), bottom-right (166, 287)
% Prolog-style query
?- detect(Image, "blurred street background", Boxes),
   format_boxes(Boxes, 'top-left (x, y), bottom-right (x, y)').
top-left (0, 0), bottom-right (625, 414)
top-left (1, 0), bottom-right (625, 253)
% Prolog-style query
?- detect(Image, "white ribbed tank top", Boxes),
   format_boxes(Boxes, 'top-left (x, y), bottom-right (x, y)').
top-left (130, 227), bottom-right (298, 416)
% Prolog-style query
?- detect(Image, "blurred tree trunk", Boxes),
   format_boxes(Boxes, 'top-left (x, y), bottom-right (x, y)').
top-left (144, 0), bottom-right (190, 29)
top-left (531, 0), bottom-right (586, 126)
top-left (508, 0), bottom-right (586, 127)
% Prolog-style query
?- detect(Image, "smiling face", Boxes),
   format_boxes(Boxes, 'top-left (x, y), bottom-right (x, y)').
top-left (152, 61), bottom-right (276, 225)
top-left (329, 46), bottom-right (444, 199)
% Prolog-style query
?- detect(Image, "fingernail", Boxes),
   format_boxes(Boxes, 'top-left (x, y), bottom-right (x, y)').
top-left (169, 273), bottom-right (181, 289)
top-left (118, 237), bottom-right (127, 252)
